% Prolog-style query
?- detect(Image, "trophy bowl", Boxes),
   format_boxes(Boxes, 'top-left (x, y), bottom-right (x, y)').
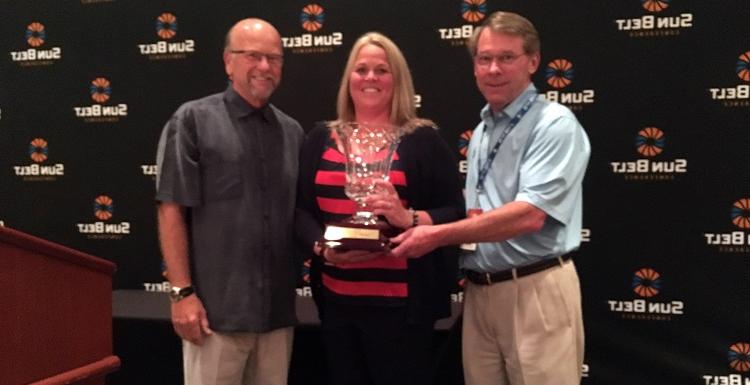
top-left (322, 122), bottom-right (402, 251)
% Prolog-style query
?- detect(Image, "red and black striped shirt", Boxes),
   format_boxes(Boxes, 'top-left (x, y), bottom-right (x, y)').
top-left (315, 136), bottom-right (410, 306)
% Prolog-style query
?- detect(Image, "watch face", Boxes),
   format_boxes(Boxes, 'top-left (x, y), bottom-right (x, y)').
top-left (169, 287), bottom-right (182, 300)
top-left (169, 286), bottom-right (193, 302)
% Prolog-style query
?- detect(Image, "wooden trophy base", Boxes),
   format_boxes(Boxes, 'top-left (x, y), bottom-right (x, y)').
top-left (322, 219), bottom-right (400, 251)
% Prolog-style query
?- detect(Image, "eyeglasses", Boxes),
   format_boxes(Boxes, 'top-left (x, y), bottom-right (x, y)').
top-left (230, 50), bottom-right (284, 66)
top-left (474, 52), bottom-right (525, 67)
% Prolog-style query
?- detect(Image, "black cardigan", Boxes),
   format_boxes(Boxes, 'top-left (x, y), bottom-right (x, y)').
top-left (294, 122), bottom-right (465, 324)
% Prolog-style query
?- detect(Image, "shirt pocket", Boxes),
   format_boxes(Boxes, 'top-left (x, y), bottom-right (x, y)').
top-left (202, 161), bottom-right (243, 201)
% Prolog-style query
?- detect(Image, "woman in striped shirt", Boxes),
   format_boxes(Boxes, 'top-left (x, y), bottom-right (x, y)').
top-left (295, 32), bottom-right (464, 385)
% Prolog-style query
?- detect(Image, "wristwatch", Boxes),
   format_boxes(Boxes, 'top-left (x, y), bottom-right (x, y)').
top-left (168, 285), bottom-right (195, 303)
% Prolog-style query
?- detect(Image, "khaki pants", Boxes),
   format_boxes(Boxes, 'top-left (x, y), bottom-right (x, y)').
top-left (462, 261), bottom-right (584, 385)
top-left (182, 326), bottom-right (294, 385)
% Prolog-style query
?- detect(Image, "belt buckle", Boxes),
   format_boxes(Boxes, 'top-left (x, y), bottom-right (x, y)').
top-left (484, 272), bottom-right (492, 285)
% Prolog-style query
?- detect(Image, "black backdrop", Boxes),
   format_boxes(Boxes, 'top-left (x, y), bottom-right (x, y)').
top-left (3, 1), bottom-right (750, 384)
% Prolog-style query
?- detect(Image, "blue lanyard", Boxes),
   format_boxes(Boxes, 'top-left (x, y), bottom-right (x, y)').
top-left (476, 93), bottom-right (538, 193)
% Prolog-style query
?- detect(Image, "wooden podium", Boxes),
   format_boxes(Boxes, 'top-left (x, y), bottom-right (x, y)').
top-left (0, 226), bottom-right (120, 385)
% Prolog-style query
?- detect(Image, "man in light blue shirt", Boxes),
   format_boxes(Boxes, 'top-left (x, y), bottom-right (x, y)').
top-left (463, 81), bottom-right (588, 272)
top-left (392, 11), bottom-right (590, 385)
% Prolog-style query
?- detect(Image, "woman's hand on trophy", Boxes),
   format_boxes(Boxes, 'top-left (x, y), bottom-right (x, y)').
top-left (322, 248), bottom-right (382, 264)
top-left (365, 180), bottom-right (412, 229)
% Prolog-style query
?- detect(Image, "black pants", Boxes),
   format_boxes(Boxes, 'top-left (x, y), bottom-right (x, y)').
top-left (321, 302), bottom-right (435, 385)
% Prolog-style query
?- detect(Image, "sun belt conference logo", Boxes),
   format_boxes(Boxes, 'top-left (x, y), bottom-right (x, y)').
top-left (546, 59), bottom-right (573, 89)
top-left (9, 22), bottom-right (62, 66)
top-left (641, 0), bottom-right (670, 12)
top-left (704, 198), bottom-right (750, 253)
top-left (73, 78), bottom-right (128, 122)
top-left (708, 51), bottom-right (750, 108)
top-left (458, 130), bottom-right (473, 157)
top-left (702, 342), bottom-right (750, 385)
top-left (26, 22), bottom-right (45, 47)
top-left (138, 12), bottom-right (195, 60)
top-left (156, 12), bottom-right (178, 39)
top-left (29, 138), bottom-right (48, 163)
top-left (461, 0), bottom-right (487, 23)
top-left (615, 0), bottom-right (692, 37)
top-left (93, 195), bottom-right (113, 220)
top-left (300, 4), bottom-right (325, 32)
top-left (632, 267), bottom-right (660, 297)
top-left (295, 258), bottom-right (313, 297)
top-left (732, 199), bottom-right (750, 229)
top-left (90, 78), bottom-right (111, 103)
top-left (610, 127), bottom-right (687, 181)
top-left (729, 343), bottom-right (750, 373)
top-left (608, 267), bottom-right (684, 321)
top-left (13, 138), bottom-right (65, 181)
top-left (283, 3), bottom-right (343, 54)
top-left (457, 129), bottom-right (473, 174)
top-left (451, 271), bottom-right (466, 304)
top-left (738, 52), bottom-right (750, 82)
top-left (436, 0), bottom-right (484, 45)
top-left (635, 127), bottom-right (664, 156)
top-left (301, 258), bottom-right (311, 284)
top-left (77, 195), bottom-right (131, 239)
top-left (542, 58), bottom-right (595, 110)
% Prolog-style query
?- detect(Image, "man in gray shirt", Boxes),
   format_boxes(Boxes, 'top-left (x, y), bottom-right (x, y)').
top-left (156, 18), bottom-right (303, 385)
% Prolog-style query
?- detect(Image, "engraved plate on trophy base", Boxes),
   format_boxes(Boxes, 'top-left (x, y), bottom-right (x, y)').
top-left (322, 220), bottom-right (399, 251)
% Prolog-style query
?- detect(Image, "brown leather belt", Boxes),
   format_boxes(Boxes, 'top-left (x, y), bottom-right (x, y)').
top-left (464, 255), bottom-right (572, 285)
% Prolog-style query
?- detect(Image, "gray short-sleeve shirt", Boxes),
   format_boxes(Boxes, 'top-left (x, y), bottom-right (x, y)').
top-left (156, 86), bottom-right (304, 332)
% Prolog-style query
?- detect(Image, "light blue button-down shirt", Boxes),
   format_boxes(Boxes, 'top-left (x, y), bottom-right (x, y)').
top-left (461, 83), bottom-right (591, 273)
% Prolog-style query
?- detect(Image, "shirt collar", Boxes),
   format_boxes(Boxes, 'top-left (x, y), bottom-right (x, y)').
top-left (223, 85), bottom-right (274, 122)
top-left (480, 83), bottom-right (538, 126)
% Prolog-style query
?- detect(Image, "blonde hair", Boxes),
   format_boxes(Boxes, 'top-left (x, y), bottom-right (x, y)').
top-left (466, 11), bottom-right (540, 57)
top-left (331, 32), bottom-right (434, 133)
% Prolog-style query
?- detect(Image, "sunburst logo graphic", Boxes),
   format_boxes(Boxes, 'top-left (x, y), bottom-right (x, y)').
top-left (25, 22), bottom-right (46, 47)
top-left (156, 13), bottom-right (178, 39)
top-left (731, 198), bottom-right (750, 229)
top-left (458, 130), bottom-right (473, 157)
top-left (729, 342), bottom-right (750, 372)
top-left (301, 258), bottom-right (311, 284)
top-left (635, 127), bottom-right (665, 157)
top-left (736, 51), bottom-right (750, 82)
top-left (457, 270), bottom-right (466, 288)
top-left (461, 0), bottom-right (487, 23)
top-left (641, 0), bottom-right (670, 12)
top-left (632, 268), bottom-right (661, 298)
top-left (28, 138), bottom-right (49, 163)
top-left (89, 78), bottom-right (111, 103)
top-left (93, 195), bottom-right (114, 221)
top-left (545, 59), bottom-right (574, 89)
top-left (300, 4), bottom-right (325, 32)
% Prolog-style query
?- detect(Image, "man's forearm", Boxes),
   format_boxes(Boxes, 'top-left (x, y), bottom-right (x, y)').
top-left (429, 200), bottom-right (546, 247)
